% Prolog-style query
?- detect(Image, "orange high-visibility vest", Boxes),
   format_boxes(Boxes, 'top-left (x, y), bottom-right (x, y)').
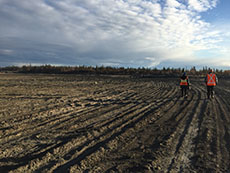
top-left (180, 77), bottom-right (188, 86)
top-left (207, 73), bottom-right (216, 86)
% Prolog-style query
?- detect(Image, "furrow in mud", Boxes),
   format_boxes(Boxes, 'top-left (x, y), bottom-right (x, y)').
top-left (6, 101), bottom-right (151, 172)
top-left (1, 75), bottom-right (230, 172)
top-left (50, 84), bottom-right (177, 170)
top-left (0, 93), bottom-right (142, 167)
top-left (52, 90), bottom-right (178, 173)
top-left (0, 78), bottom-right (132, 126)
top-left (86, 87), bottom-right (181, 172)
top-left (53, 105), bottom-right (156, 172)
top-left (191, 83), bottom-right (228, 172)
top-left (4, 81), bottom-right (178, 173)
top-left (0, 87), bottom-right (141, 145)
top-left (212, 97), bottom-right (230, 172)
top-left (140, 84), bottom-right (200, 172)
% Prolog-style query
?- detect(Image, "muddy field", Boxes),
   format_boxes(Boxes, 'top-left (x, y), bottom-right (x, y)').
top-left (0, 73), bottom-right (229, 173)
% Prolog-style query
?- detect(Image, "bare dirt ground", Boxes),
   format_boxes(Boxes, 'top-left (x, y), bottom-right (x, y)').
top-left (0, 73), bottom-right (229, 173)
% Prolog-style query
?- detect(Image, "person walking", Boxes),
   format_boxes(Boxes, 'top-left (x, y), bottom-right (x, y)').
top-left (180, 72), bottom-right (190, 97)
top-left (205, 69), bottom-right (218, 99)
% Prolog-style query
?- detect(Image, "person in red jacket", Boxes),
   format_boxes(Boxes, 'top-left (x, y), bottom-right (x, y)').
top-left (180, 72), bottom-right (190, 97)
top-left (205, 69), bottom-right (218, 99)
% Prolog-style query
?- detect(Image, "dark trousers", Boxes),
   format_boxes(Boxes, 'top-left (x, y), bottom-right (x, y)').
top-left (181, 85), bottom-right (188, 96)
top-left (207, 86), bottom-right (214, 98)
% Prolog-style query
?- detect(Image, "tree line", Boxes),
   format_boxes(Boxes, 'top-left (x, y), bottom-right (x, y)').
top-left (0, 65), bottom-right (229, 77)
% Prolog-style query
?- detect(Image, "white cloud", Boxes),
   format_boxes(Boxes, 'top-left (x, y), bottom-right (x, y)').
top-left (145, 57), bottom-right (161, 67)
top-left (0, 0), bottom-right (227, 68)
top-left (188, 0), bottom-right (218, 12)
top-left (166, 0), bottom-right (182, 8)
top-left (0, 49), bottom-right (13, 55)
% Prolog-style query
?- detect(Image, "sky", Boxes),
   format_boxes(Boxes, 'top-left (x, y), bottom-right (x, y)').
top-left (0, 0), bottom-right (230, 69)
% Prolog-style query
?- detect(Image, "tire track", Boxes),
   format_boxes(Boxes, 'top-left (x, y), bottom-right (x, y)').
top-left (2, 75), bottom-right (229, 172)
top-left (52, 94), bottom-right (177, 172)
top-left (0, 88), bottom-right (138, 144)
top-left (89, 86), bottom-right (182, 172)
top-left (47, 84), bottom-right (177, 168)
top-left (166, 85), bottom-right (205, 172)
top-left (34, 82), bottom-right (179, 172)
top-left (213, 96), bottom-right (230, 172)
top-left (144, 84), bottom-right (201, 172)
top-left (1, 79), bottom-right (170, 172)
top-left (191, 83), bottom-right (229, 172)
top-left (5, 100), bottom-right (150, 171)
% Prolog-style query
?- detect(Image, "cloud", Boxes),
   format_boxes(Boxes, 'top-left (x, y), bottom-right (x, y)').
top-left (188, 0), bottom-right (218, 12)
top-left (145, 57), bottom-right (161, 67)
top-left (0, 49), bottom-right (13, 55)
top-left (0, 0), bottom-right (227, 68)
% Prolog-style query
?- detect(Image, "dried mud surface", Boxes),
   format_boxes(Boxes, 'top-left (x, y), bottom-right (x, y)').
top-left (0, 73), bottom-right (230, 173)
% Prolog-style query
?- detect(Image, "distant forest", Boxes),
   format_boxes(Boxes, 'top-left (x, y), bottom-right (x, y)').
top-left (0, 65), bottom-right (229, 77)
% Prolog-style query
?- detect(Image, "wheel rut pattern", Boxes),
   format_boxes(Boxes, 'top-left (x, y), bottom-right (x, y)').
top-left (0, 74), bottom-right (229, 172)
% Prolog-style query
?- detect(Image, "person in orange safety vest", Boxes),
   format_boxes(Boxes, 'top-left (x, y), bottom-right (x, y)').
top-left (205, 69), bottom-right (218, 99)
top-left (180, 72), bottom-right (190, 97)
